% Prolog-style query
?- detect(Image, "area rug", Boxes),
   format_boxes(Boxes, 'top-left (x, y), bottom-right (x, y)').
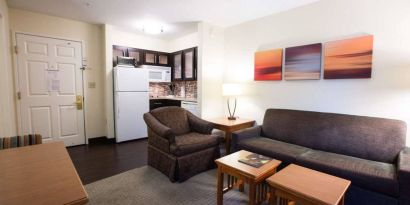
top-left (85, 166), bottom-right (264, 205)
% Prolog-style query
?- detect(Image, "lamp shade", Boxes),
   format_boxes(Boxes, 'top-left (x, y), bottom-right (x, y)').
top-left (222, 83), bottom-right (242, 96)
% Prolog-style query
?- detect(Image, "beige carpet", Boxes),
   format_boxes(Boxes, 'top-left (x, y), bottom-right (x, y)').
top-left (85, 166), bottom-right (262, 205)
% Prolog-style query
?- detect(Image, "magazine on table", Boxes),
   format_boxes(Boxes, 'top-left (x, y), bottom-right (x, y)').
top-left (238, 153), bottom-right (272, 168)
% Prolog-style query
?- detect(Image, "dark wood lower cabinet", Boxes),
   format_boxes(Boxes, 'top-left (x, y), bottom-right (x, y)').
top-left (149, 99), bottom-right (181, 111)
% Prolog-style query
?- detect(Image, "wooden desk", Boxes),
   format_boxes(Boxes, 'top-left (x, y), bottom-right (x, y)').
top-left (208, 118), bottom-right (255, 154)
top-left (266, 164), bottom-right (351, 205)
top-left (0, 142), bottom-right (88, 205)
top-left (215, 150), bottom-right (282, 205)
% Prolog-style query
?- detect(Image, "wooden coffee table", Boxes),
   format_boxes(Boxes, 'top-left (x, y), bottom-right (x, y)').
top-left (208, 118), bottom-right (255, 154)
top-left (215, 150), bottom-right (281, 205)
top-left (267, 164), bottom-right (351, 205)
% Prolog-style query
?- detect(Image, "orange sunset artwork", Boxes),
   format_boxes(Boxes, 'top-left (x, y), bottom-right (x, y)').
top-left (324, 35), bottom-right (373, 79)
top-left (254, 49), bottom-right (283, 81)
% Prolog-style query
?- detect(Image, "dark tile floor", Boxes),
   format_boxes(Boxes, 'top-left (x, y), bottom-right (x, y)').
top-left (67, 138), bottom-right (148, 185)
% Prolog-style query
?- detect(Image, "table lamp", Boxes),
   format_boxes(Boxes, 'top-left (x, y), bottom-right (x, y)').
top-left (222, 83), bottom-right (242, 120)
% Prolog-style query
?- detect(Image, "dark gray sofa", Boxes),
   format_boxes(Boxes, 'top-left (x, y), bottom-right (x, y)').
top-left (232, 109), bottom-right (410, 205)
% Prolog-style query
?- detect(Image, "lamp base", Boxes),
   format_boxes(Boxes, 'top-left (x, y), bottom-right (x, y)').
top-left (227, 116), bottom-right (237, 120)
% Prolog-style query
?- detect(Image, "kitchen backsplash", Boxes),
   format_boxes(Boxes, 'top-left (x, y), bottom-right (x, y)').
top-left (149, 81), bottom-right (197, 99)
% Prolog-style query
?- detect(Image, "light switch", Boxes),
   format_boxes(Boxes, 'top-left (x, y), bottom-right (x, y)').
top-left (88, 82), bottom-right (96, 88)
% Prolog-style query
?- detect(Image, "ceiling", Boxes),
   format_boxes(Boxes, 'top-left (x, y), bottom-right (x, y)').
top-left (7, 0), bottom-right (320, 40)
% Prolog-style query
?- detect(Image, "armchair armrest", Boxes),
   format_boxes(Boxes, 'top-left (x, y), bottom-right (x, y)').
top-left (187, 112), bottom-right (213, 134)
top-left (398, 147), bottom-right (410, 205)
top-left (231, 126), bottom-right (261, 152)
top-left (143, 113), bottom-right (174, 142)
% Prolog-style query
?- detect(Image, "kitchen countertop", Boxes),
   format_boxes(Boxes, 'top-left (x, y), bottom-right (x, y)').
top-left (150, 96), bottom-right (197, 102)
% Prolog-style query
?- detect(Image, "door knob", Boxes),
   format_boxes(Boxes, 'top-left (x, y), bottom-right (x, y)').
top-left (76, 95), bottom-right (83, 110)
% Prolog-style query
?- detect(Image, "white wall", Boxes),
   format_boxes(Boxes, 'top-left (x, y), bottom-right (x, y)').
top-left (223, 0), bottom-right (410, 145)
top-left (198, 22), bottom-right (225, 119)
top-left (168, 32), bottom-right (199, 53)
top-left (0, 0), bottom-right (17, 137)
top-left (9, 9), bottom-right (106, 139)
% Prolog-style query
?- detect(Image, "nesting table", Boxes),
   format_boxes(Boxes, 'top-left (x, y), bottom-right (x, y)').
top-left (215, 150), bottom-right (282, 205)
top-left (267, 164), bottom-right (351, 205)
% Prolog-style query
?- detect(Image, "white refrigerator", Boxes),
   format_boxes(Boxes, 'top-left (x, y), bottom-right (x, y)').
top-left (114, 66), bottom-right (149, 142)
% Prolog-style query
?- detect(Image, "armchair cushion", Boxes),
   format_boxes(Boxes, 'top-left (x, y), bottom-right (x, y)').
top-left (398, 147), bottom-right (410, 205)
top-left (170, 132), bottom-right (220, 157)
top-left (150, 107), bottom-right (191, 135)
top-left (187, 112), bottom-right (213, 134)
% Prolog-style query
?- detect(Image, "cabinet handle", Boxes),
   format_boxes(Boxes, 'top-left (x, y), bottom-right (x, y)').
top-left (153, 103), bottom-right (162, 105)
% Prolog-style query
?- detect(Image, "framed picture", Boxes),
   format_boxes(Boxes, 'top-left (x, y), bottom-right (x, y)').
top-left (254, 49), bottom-right (283, 81)
top-left (284, 43), bottom-right (322, 80)
top-left (324, 35), bottom-right (373, 79)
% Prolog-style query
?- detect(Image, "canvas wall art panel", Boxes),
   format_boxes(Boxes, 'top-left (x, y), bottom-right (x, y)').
top-left (254, 49), bottom-right (283, 81)
top-left (324, 35), bottom-right (373, 79)
top-left (284, 43), bottom-right (322, 80)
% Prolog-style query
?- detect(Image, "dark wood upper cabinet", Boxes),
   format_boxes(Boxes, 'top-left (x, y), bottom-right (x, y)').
top-left (112, 46), bottom-right (196, 80)
top-left (143, 50), bottom-right (157, 65)
top-left (127, 48), bottom-right (143, 66)
top-left (157, 52), bottom-right (170, 66)
top-left (113, 46), bottom-right (128, 67)
top-left (170, 47), bottom-right (197, 82)
top-left (172, 51), bottom-right (183, 81)
top-left (183, 47), bottom-right (197, 81)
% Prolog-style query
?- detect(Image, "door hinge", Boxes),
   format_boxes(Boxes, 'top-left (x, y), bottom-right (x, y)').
top-left (14, 45), bottom-right (18, 54)
top-left (17, 92), bottom-right (21, 100)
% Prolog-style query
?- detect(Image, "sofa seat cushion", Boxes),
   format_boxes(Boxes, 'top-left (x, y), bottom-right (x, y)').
top-left (237, 137), bottom-right (311, 164)
top-left (297, 150), bottom-right (399, 197)
top-left (170, 132), bottom-right (220, 157)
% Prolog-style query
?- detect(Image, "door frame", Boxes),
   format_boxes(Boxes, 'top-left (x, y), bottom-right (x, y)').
top-left (12, 31), bottom-right (88, 145)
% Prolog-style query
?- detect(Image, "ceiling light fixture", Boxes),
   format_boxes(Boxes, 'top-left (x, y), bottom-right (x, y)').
top-left (140, 20), bottom-right (164, 35)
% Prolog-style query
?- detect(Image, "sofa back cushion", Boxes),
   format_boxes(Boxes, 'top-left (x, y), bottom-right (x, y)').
top-left (151, 107), bottom-right (191, 135)
top-left (262, 109), bottom-right (406, 163)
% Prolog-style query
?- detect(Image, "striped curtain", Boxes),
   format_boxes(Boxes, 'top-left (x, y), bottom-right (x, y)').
top-left (0, 134), bottom-right (42, 150)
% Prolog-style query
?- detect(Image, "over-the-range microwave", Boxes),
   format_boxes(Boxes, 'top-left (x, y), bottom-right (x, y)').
top-left (141, 65), bottom-right (171, 83)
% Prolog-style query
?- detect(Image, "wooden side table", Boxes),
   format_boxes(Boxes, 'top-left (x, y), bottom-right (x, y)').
top-left (215, 150), bottom-right (282, 205)
top-left (266, 164), bottom-right (351, 205)
top-left (208, 118), bottom-right (255, 154)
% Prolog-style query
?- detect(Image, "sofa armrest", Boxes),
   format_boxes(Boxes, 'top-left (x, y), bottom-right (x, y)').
top-left (231, 126), bottom-right (261, 152)
top-left (187, 112), bottom-right (213, 134)
top-left (143, 113), bottom-right (174, 142)
top-left (399, 147), bottom-right (410, 205)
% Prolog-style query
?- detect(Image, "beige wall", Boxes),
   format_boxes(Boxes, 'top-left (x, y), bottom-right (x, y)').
top-left (223, 0), bottom-right (410, 145)
top-left (9, 9), bottom-right (106, 139)
top-left (197, 22), bottom-right (225, 119)
top-left (0, 0), bottom-right (17, 137)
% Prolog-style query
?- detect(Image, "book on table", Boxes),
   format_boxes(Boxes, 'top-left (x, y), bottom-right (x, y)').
top-left (238, 153), bottom-right (272, 168)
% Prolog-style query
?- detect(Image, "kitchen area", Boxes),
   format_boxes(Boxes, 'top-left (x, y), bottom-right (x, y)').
top-left (113, 45), bottom-right (198, 142)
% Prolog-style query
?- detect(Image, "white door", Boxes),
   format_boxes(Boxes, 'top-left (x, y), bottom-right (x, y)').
top-left (115, 92), bottom-right (148, 142)
top-left (16, 34), bottom-right (85, 146)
